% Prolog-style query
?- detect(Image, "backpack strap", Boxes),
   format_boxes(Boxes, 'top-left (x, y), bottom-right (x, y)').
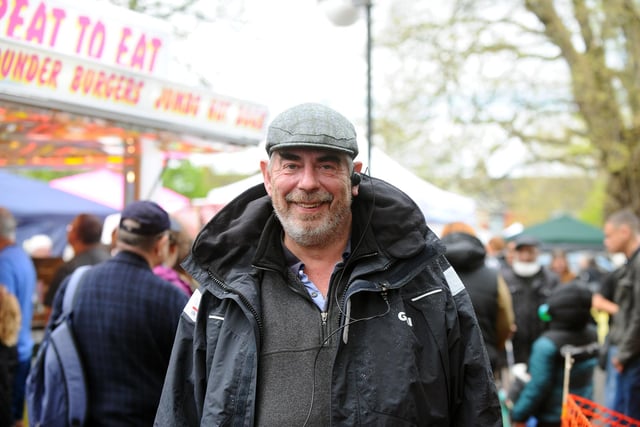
top-left (62, 265), bottom-right (91, 315)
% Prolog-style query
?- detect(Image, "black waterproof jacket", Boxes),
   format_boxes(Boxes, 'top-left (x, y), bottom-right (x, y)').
top-left (609, 248), bottom-right (640, 366)
top-left (441, 231), bottom-right (512, 372)
top-left (154, 175), bottom-right (502, 426)
top-left (501, 266), bottom-right (559, 364)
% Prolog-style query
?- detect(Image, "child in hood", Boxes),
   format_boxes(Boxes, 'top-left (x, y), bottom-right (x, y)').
top-left (510, 282), bottom-right (598, 427)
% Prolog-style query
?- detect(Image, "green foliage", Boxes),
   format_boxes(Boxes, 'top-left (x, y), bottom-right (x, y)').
top-left (488, 176), bottom-right (600, 227)
top-left (161, 160), bottom-right (251, 200)
top-left (161, 161), bottom-right (208, 199)
top-left (578, 179), bottom-right (606, 227)
top-left (375, 0), bottom-right (640, 219)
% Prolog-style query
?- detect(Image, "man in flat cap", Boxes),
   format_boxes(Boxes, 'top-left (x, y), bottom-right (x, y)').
top-left (45, 201), bottom-right (188, 427)
top-left (156, 103), bottom-right (502, 426)
top-left (501, 235), bottom-right (560, 364)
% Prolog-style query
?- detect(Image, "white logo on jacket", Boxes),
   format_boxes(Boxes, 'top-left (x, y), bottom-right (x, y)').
top-left (398, 311), bottom-right (413, 326)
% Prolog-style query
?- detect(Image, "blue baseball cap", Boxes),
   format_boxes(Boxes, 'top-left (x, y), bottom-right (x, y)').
top-left (119, 201), bottom-right (170, 236)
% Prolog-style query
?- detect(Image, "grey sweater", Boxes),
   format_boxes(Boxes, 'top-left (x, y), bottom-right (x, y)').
top-left (256, 267), bottom-right (340, 426)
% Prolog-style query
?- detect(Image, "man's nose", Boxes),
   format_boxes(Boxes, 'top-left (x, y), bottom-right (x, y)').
top-left (297, 165), bottom-right (320, 190)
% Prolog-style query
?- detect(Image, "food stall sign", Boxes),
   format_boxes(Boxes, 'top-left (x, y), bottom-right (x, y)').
top-left (0, 0), bottom-right (268, 145)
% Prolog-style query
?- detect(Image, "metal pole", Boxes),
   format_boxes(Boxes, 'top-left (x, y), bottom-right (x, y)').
top-left (123, 134), bottom-right (140, 207)
top-left (365, 1), bottom-right (372, 172)
top-left (320, 0), bottom-right (373, 169)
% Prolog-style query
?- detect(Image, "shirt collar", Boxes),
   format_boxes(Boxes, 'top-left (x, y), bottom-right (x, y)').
top-left (283, 240), bottom-right (352, 275)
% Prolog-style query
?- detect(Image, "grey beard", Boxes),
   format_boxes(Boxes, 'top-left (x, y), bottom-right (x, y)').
top-left (275, 207), bottom-right (348, 247)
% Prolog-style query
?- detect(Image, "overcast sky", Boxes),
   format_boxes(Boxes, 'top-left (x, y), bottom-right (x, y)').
top-left (166, 1), bottom-right (535, 179)
top-left (167, 0), bottom-right (384, 172)
top-left (171, 0), bottom-right (374, 123)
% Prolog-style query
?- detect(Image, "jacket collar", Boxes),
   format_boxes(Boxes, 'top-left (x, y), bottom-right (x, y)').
top-left (185, 175), bottom-right (443, 287)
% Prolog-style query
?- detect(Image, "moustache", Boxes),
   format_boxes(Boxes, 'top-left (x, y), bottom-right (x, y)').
top-left (285, 191), bottom-right (333, 204)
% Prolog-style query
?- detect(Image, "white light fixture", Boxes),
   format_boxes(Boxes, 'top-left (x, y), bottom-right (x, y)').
top-left (321, 0), bottom-right (360, 26)
top-left (319, 0), bottom-right (373, 171)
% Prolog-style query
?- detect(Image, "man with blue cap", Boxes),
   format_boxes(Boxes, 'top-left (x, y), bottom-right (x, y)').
top-left (156, 103), bottom-right (502, 426)
top-left (46, 201), bottom-right (188, 427)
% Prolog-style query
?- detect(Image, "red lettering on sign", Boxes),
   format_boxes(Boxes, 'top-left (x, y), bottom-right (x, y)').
top-left (115, 27), bottom-right (162, 73)
top-left (0, 48), bottom-right (60, 88)
top-left (3, 0), bottom-right (66, 48)
top-left (207, 99), bottom-right (231, 122)
top-left (235, 107), bottom-right (267, 131)
top-left (154, 88), bottom-right (200, 116)
top-left (70, 64), bottom-right (143, 105)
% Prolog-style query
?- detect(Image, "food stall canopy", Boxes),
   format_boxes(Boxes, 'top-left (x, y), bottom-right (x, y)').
top-left (508, 214), bottom-right (605, 251)
top-left (49, 168), bottom-right (189, 213)
top-left (0, 0), bottom-right (269, 169)
top-left (0, 101), bottom-right (256, 169)
top-left (0, 170), bottom-right (117, 256)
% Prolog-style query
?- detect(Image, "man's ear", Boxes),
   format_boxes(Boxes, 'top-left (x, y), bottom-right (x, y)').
top-left (155, 233), bottom-right (169, 256)
top-left (352, 161), bottom-right (363, 197)
top-left (260, 160), bottom-right (272, 195)
top-left (354, 161), bottom-right (363, 174)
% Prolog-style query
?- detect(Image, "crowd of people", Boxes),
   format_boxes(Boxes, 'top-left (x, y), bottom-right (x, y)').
top-left (0, 102), bottom-right (638, 425)
top-left (464, 209), bottom-right (640, 425)
top-left (0, 203), bottom-right (196, 427)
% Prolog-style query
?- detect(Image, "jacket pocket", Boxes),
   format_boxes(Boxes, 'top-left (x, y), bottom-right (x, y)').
top-left (348, 286), bottom-right (450, 425)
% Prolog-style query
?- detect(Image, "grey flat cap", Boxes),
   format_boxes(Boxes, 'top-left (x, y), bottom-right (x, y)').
top-left (265, 103), bottom-right (358, 158)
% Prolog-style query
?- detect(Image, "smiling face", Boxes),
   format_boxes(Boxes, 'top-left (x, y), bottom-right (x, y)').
top-left (261, 148), bottom-right (361, 248)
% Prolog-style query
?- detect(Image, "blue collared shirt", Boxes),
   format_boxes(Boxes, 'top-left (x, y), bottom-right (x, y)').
top-left (284, 242), bottom-right (351, 311)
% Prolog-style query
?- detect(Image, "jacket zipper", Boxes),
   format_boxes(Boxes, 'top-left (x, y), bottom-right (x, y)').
top-left (321, 311), bottom-right (328, 326)
top-left (206, 269), bottom-right (264, 343)
top-left (322, 251), bottom-right (384, 343)
top-left (337, 255), bottom-right (389, 326)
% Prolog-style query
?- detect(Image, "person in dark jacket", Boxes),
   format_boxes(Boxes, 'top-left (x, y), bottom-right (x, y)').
top-left (603, 208), bottom-right (640, 419)
top-left (0, 285), bottom-right (20, 427)
top-left (502, 235), bottom-right (560, 364)
top-left (441, 225), bottom-right (515, 376)
top-left (47, 201), bottom-right (188, 427)
top-left (510, 283), bottom-right (598, 427)
top-left (155, 103), bottom-right (502, 426)
top-left (591, 266), bottom-right (620, 410)
top-left (44, 213), bottom-right (111, 307)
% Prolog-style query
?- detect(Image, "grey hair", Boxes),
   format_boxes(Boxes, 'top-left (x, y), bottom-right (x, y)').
top-left (607, 208), bottom-right (640, 234)
top-left (0, 208), bottom-right (17, 241)
top-left (116, 226), bottom-right (167, 251)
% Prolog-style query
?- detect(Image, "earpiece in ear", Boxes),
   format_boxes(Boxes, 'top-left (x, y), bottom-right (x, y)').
top-left (351, 173), bottom-right (361, 186)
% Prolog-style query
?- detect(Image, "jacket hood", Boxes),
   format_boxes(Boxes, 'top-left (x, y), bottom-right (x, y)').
top-left (547, 282), bottom-right (593, 331)
top-left (440, 232), bottom-right (486, 272)
top-left (185, 174), bottom-right (440, 284)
